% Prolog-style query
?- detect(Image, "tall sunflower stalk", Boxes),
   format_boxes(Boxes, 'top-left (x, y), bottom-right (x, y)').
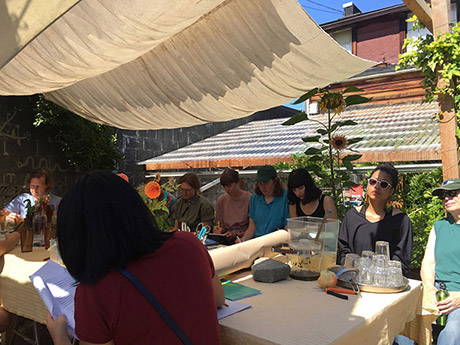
top-left (282, 87), bottom-right (371, 218)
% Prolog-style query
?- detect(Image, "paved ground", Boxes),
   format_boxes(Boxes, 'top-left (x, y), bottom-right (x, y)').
top-left (2, 317), bottom-right (54, 345)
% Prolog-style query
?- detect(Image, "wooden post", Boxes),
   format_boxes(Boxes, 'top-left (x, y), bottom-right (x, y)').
top-left (432, 0), bottom-right (459, 179)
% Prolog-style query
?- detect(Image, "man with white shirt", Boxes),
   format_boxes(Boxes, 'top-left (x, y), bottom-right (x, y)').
top-left (2, 168), bottom-right (61, 220)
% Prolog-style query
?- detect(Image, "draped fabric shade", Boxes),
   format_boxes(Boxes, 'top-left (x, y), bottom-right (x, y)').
top-left (0, 0), bottom-right (375, 129)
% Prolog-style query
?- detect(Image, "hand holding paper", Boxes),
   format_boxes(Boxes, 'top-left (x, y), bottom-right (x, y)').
top-left (30, 260), bottom-right (78, 338)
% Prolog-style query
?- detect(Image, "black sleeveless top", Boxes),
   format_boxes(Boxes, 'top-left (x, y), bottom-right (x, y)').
top-left (295, 194), bottom-right (326, 218)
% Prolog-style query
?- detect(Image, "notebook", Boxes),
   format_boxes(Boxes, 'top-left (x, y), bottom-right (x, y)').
top-left (221, 279), bottom-right (261, 301)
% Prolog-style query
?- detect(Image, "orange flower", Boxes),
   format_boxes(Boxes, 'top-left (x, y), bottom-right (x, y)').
top-left (145, 181), bottom-right (161, 199)
top-left (116, 173), bottom-right (129, 182)
top-left (155, 172), bottom-right (161, 182)
top-left (331, 135), bottom-right (348, 150)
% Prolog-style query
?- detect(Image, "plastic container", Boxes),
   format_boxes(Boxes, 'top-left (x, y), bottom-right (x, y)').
top-left (48, 239), bottom-right (64, 265)
top-left (286, 216), bottom-right (340, 280)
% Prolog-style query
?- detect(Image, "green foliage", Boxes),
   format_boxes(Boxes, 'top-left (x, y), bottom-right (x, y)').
top-left (34, 95), bottom-right (123, 171)
top-left (24, 199), bottom-right (35, 217)
top-left (282, 88), bottom-right (371, 218)
top-left (397, 168), bottom-right (444, 268)
top-left (397, 22), bottom-right (460, 139)
top-left (395, 20), bottom-right (460, 267)
top-left (137, 176), bottom-right (178, 232)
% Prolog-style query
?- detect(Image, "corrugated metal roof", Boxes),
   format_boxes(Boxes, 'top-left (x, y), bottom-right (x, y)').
top-left (141, 102), bottom-right (441, 170)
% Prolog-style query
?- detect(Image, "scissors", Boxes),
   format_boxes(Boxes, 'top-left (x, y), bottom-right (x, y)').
top-left (196, 223), bottom-right (210, 243)
top-left (180, 222), bottom-right (190, 232)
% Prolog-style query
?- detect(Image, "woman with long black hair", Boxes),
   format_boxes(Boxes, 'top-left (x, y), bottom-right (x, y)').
top-left (287, 168), bottom-right (338, 219)
top-left (46, 172), bottom-right (224, 345)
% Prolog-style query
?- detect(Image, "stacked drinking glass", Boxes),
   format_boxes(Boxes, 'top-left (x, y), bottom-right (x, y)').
top-left (344, 241), bottom-right (404, 287)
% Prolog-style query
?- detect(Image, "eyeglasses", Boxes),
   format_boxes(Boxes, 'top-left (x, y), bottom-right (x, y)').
top-left (437, 190), bottom-right (460, 200)
top-left (368, 178), bottom-right (392, 190)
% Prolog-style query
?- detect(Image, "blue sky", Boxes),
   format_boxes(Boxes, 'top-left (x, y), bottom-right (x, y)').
top-left (301, 0), bottom-right (403, 25)
top-left (284, 0), bottom-right (404, 111)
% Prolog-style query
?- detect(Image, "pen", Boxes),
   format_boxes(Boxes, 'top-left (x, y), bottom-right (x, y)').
top-left (10, 221), bottom-right (23, 233)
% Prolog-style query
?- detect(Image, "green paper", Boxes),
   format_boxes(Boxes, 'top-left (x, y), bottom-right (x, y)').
top-left (221, 280), bottom-right (261, 301)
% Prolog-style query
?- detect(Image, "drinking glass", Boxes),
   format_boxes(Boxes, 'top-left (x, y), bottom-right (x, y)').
top-left (372, 254), bottom-right (388, 268)
top-left (375, 241), bottom-right (390, 259)
top-left (357, 257), bottom-right (373, 285)
top-left (361, 250), bottom-right (374, 259)
top-left (387, 260), bottom-right (404, 287)
top-left (5, 218), bottom-right (15, 231)
top-left (344, 253), bottom-right (360, 269)
top-left (374, 267), bottom-right (389, 286)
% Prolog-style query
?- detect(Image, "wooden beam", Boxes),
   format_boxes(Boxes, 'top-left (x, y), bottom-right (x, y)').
top-left (145, 149), bottom-right (441, 171)
top-left (432, 0), bottom-right (459, 179)
top-left (402, 0), bottom-right (433, 33)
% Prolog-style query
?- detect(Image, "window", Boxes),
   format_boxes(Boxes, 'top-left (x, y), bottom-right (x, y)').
top-left (406, 3), bottom-right (458, 51)
top-left (330, 28), bottom-right (352, 53)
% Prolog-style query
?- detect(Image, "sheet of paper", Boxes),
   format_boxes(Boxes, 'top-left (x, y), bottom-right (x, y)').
top-left (218, 299), bottom-right (251, 320)
top-left (29, 260), bottom-right (77, 337)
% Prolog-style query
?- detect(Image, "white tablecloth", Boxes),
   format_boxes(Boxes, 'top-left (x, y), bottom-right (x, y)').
top-left (219, 271), bottom-right (424, 345)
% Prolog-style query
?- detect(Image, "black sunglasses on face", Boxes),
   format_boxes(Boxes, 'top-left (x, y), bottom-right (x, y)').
top-left (437, 190), bottom-right (460, 200)
top-left (368, 177), bottom-right (392, 190)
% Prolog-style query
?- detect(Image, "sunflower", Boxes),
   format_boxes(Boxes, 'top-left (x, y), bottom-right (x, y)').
top-left (319, 93), bottom-right (345, 115)
top-left (331, 135), bottom-right (348, 150)
top-left (145, 181), bottom-right (161, 199)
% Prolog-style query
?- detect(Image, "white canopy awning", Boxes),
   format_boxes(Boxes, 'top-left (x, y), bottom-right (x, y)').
top-left (0, 0), bottom-right (375, 129)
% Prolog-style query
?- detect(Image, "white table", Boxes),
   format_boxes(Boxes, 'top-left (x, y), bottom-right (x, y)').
top-left (219, 271), bottom-right (424, 345)
top-left (0, 245), bottom-right (430, 345)
top-left (0, 247), bottom-right (49, 324)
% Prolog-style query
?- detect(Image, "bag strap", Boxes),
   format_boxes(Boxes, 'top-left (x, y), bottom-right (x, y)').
top-left (117, 268), bottom-right (193, 345)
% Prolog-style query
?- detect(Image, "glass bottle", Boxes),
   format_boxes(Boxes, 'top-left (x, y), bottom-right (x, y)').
top-left (51, 211), bottom-right (58, 239)
top-left (436, 283), bottom-right (449, 326)
top-left (33, 209), bottom-right (47, 235)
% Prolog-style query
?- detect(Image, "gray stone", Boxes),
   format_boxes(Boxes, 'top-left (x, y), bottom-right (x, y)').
top-left (252, 259), bottom-right (291, 283)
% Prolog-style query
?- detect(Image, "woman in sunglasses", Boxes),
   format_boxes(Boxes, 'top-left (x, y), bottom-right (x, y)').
top-left (338, 162), bottom-right (413, 274)
top-left (420, 179), bottom-right (460, 345)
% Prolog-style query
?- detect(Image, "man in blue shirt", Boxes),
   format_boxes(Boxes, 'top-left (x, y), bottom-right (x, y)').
top-left (241, 165), bottom-right (289, 241)
top-left (2, 168), bottom-right (61, 220)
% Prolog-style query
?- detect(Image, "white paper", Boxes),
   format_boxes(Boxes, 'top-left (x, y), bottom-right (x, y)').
top-left (30, 260), bottom-right (77, 338)
top-left (218, 299), bottom-right (251, 320)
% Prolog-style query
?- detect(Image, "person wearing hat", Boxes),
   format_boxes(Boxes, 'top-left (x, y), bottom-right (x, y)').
top-left (420, 178), bottom-right (460, 345)
top-left (240, 165), bottom-right (289, 241)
